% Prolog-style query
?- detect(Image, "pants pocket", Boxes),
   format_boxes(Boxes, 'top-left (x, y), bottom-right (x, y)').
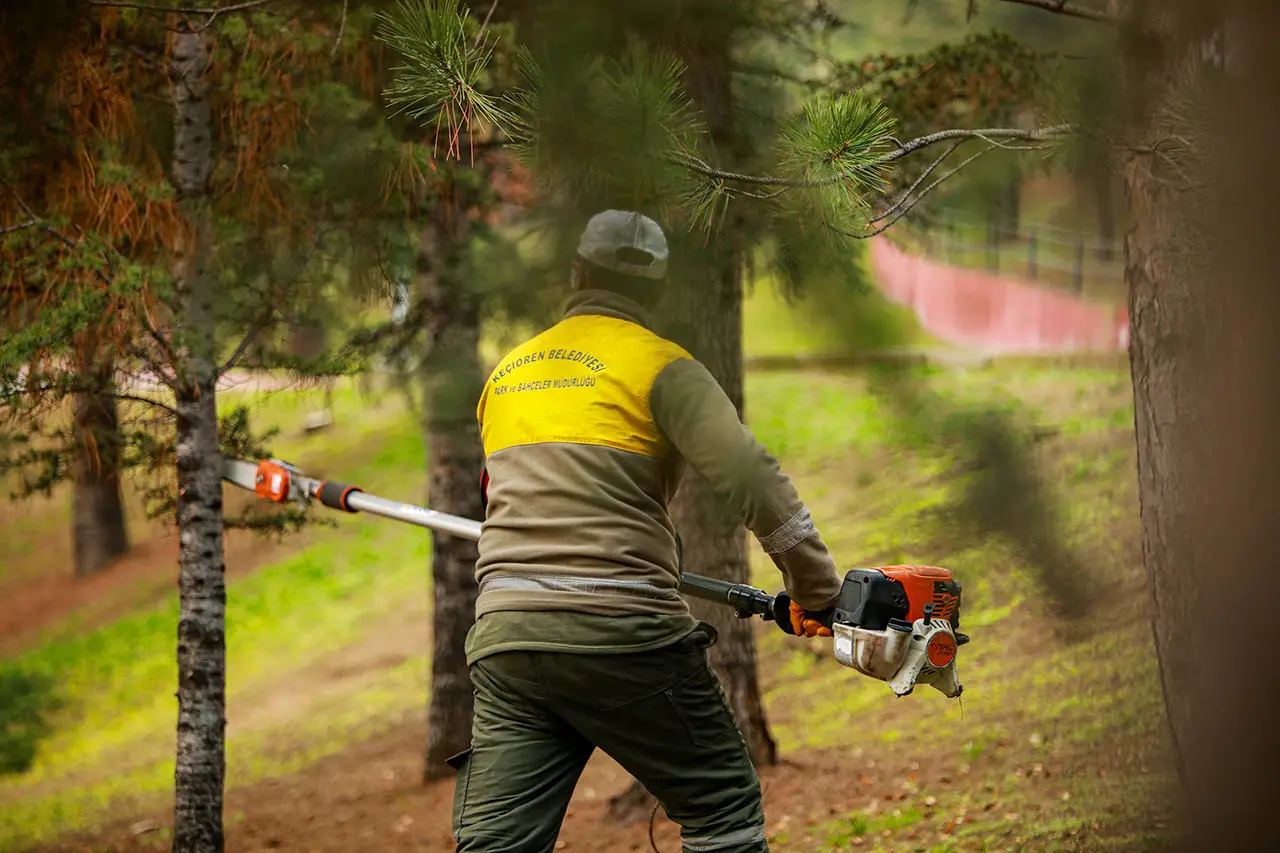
top-left (450, 747), bottom-right (475, 841)
top-left (663, 664), bottom-right (742, 750)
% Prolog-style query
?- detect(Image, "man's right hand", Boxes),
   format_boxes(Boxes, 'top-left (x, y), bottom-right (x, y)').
top-left (775, 596), bottom-right (835, 637)
top-left (788, 600), bottom-right (833, 637)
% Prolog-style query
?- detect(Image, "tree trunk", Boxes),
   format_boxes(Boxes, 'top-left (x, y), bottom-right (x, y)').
top-left (1122, 135), bottom-right (1202, 816)
top-left (667, 14), bottom-right (777, 770)
top-left (663, 236), bottom-right (777, 767)
top-left (72, 364), bottom-right (128, 578)
top-left (1122, 2), bottom-right (1280, 847)
top-left (417, 179), bottom-right (482, 782)
top-left (169, 27), bottom-right (227, 853)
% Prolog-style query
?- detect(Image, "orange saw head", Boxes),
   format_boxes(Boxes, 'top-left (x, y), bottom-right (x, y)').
top-left (830, 565), bottom-right (968, 698)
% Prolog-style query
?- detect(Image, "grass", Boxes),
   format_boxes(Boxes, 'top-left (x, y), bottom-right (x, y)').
top-left (0, 385), bottom-right (433, 848)
top-left (0, 344), bottom-right (1162, 851)
top-left (742, 260), bottom-right (934, 359)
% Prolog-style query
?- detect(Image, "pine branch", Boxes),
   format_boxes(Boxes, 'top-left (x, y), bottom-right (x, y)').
top-left (474, 0), bottom-right (499, 46)
top-left (673, 125), bottom-right (1066, 189)
top-left (86, 0), bottom-right (284, 14)
top-left (330, 0), bottom-right (349, 56)
top-left (847, 143), bottom-right (998, 239)
top-left (111, 392), bottom-right (179, 416)
top-left (3, 377), bottom-right (178, 417)
top-left (217, 309), bottom-right (274, 377)
top-left (0, 220), bottom-right (39, 236)
top-left (3, 183), bottom-right (180, 385)
top-left (870, 139), bottom-right (966, 224)
top-left (878, 124), bottom-right (1069, 164)
top-left (990, 0), bottom-right (1113, 22)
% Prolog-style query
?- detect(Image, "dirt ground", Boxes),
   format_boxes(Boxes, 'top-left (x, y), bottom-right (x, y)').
top-left (35, 700), bottom-right (1171, 853)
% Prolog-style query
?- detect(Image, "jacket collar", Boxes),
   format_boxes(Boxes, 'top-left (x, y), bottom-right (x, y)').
top-left (562, 289), bottom-right (653, 330)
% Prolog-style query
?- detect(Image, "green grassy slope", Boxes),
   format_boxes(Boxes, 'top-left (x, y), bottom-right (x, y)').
top-left (0, 358), bottom-right (1169, 852)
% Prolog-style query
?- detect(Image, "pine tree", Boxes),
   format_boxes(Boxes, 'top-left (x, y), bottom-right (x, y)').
top-left (3, 3), bottom-right (368, 849)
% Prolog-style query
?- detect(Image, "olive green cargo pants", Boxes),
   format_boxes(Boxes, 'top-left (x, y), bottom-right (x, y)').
top-left (450, 626), bottom-right (768, 853)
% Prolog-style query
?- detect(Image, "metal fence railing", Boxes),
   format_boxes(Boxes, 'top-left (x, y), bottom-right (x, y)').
top-left (899, 209), bottom-right (1126, 304)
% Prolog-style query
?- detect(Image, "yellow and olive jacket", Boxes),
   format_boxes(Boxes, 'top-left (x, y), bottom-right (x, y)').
top-left (468, 289), bottom-right (841, 662)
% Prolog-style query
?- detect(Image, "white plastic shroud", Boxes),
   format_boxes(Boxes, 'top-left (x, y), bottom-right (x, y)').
top-left (832, 617), bottom-right (963, 699)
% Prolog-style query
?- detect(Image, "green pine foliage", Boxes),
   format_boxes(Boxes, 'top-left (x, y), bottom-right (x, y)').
top-left (378, 0), bottom-right (512, 154)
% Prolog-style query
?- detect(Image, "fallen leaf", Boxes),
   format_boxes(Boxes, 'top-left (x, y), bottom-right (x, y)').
top-left (555, 842), bottom-right (567, 851)
top-left (910, 761), bottom-right (920, 771)
top-left (1060, 792), bottom-right (1071, 802)
top-left (924, 796), bottom-right (938, 808)
top-left (1004, 813), bottom-right (1020, 821)
top-left (1033, 763), bottom-right (1044, 776)
top-left (1029, 732), bottom-right (1044, 746)
top-left (943, 819), bottom-right (958, 834)
top-left (851, 838), bottom-right (864, 847)
top-left (130, 821), bottom-right (160, 837)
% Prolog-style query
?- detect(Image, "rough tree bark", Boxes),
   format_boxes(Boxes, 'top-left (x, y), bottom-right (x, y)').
top-left (417, 177), bottom-right (483, 782)
top-left (72, 360), bottom-right (129, 578)
top-left (169, 27), bottom-right (227, 853)
top-left (1120, 1), bottom-right (1280, 847)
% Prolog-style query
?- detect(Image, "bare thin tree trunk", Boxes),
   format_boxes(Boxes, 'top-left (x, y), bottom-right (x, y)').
top-left (417, 180), bottom-right (482, 782)
top-left (169, 27), bottom-right (227, 853)
top-left (72, 362), bottom-right (128, 578)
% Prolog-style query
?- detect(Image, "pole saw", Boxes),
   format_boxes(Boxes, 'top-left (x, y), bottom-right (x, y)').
top-left (223, 457), bottom-right (969, 699)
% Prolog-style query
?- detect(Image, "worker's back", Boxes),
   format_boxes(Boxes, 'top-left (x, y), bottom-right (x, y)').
top-left (475, 291), bottom-right (695, 620)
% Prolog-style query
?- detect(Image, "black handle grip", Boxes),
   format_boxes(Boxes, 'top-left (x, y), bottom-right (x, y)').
top-left (772, 592), bottom-right (836, 635)
top-left (318, 480), bottom-right (363, 513)
top-left (679, 573), bottom-right (776, 620)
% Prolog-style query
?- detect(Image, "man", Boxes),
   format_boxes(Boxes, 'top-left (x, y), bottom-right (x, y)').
top-left (454, 210), bottom-right (843, 853)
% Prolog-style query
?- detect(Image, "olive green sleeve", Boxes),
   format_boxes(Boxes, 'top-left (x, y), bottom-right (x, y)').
top-left (650, 357), bottom-right (842, 611)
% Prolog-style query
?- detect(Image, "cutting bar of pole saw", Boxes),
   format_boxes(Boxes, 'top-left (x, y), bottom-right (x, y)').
top-left (221, 457), bottom-right (769, 615)
top-left (222, 457), bottom-right (481, 540)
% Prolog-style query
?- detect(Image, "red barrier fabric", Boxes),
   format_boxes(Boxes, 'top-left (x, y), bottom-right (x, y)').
top-left (869, 239), bottom-right (1129, 353)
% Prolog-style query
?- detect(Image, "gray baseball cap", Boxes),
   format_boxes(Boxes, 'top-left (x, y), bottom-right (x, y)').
top-left (576, 210), bottom-right (668, 280)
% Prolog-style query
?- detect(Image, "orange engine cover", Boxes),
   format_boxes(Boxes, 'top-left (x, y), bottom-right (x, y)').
top-left (834, 565), bottom-right (962, 630)
top-left (878, 565), bottom-right (961, 623)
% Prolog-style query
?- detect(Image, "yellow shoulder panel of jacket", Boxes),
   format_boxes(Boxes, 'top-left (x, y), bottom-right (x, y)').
top-left (476, 314), bottom-right (692, 459)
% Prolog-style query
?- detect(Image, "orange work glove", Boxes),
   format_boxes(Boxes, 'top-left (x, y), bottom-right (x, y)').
top-left (789, 600), bottom-right (834, 638)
